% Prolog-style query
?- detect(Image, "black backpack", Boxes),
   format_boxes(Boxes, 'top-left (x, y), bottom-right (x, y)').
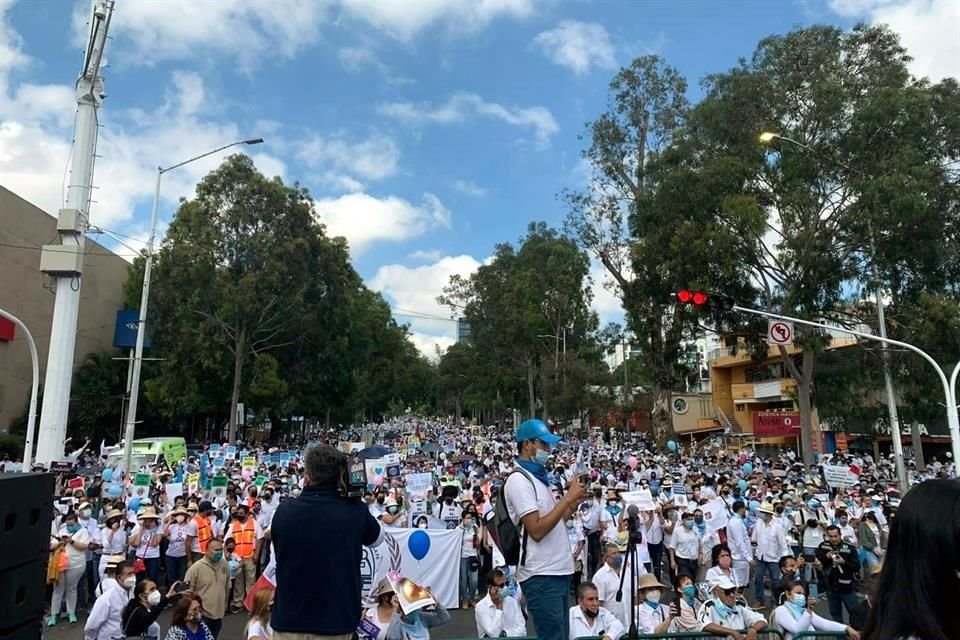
top-left (490, 468), bottom-right (536, 566)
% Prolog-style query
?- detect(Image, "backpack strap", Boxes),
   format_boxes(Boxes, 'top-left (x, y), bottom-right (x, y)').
top-left (507, 468), bottom-right (537, 567)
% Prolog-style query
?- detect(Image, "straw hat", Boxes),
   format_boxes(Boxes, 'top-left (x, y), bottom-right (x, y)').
top-left (103, 509), bottom-right (124, 522)
top-left (636, 574), bottom-right (668, 591)
top-left (104, 554), bottom-right (125, 569)
top-left (168, 506), bottom-right (189, 518)
top-left (137, 507), bottom-right (161, 521)
top-left (757, 502), bottom-right (777, 515)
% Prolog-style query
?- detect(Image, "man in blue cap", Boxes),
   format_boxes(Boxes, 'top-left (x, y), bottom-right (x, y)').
top-left (504, 419), bottom-right (586, 639)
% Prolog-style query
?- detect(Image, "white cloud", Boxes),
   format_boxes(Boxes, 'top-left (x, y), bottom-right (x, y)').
top-left (370, 254), bottom-right (483, 357)
top-left (297, 133), bottom-right (400, 192)
top-left (533, 20), bottom-right (617, 75)
top-left (337, 0), bottom-right (534, 41)
top-left (314, 192), bottom-right (452, 255)
top-left (828, 0), bottom-right (960, 81)
top-left (452, 179), bottom-right (487, 198)
top-left (337, 46), bottom-right (414, 85)
top-left (408, 249), bottom-right (444, 262)
top-left (72, 0), bottom-right (328, 69)
top-left (589, 260), bottom-right (624, 325)
top-left (378, 92), bottom-right (559, 148)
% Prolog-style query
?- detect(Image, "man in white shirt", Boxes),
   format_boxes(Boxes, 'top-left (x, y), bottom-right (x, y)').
top-left (592, 543), bottom-right (627, 627)
top-left (725, 501), bottom-right (752, 589)
top-left (568, 582), bottom-right (625, 640)
top-left (504, 419), bottom-right (585, 640)
top-left (698, 575), bottom-right (766, 640)
top-left (475, 569), bottom-right (527, 637)
top-left (750, 503), bottom-right (788, 608)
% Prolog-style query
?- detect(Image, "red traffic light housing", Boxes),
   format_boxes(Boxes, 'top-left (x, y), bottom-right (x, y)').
top-left (675, 289), bottom-right (735, 311)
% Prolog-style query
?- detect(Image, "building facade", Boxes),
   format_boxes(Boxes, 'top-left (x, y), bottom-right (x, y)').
top-left (0, 186), bottom-right (129, 434)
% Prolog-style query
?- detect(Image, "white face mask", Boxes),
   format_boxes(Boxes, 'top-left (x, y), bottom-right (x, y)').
top-left (123, 576), bottom-right (136, 590)
top-left (147, 590), bottom-right (162, 606)
top-left (646, 590), bottom-right (661, 604)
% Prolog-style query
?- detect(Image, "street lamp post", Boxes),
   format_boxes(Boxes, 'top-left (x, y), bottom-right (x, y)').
top-left (0, 309), bottom-right (39, 470)
top-left (760, 131), bottom-right (910, 492)
top-left (121, 138), bottom-right (263, 474)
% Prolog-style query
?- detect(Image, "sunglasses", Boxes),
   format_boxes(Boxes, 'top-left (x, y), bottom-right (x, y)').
top-left (721, 588), bottom-right (736, 596)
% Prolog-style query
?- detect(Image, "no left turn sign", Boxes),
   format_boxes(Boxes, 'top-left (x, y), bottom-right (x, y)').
top-left (767, 320), bottom-right (793, 346)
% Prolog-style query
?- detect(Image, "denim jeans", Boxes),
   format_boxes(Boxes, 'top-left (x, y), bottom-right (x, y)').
top-left (459, 557), bottom-right (478, 602)
top-left (754, 560), bottom-right (781, 605)
top-left (521, 574), bottom-right (571, 640)
top-left (165, 554), bottom-right (187, 586)
top-left (827, 590), bottom-right (858, 623)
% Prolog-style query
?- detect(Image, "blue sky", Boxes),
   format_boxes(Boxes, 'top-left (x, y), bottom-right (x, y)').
top-left (1, 0), bottom-right (955, 355)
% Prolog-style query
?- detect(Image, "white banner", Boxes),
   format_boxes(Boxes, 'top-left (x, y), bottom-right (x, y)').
top-left (823, 465), bottom-right (859, 488)
top-left (361, 528), bottom-right (462, 610)
top-left (701, 497), bottom-right (729, 531)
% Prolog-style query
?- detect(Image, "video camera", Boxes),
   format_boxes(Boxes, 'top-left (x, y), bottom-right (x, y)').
top-left (338, 453), bottom-right (367, 499)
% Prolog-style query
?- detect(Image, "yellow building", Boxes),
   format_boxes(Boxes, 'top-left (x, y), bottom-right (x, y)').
top-left (707, 337), bottom-right (859, 449)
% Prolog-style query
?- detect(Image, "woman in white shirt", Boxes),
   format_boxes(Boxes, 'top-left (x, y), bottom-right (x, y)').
top-left (245, 587), bottom-right (274, 639)
top-left (362, 578), bottom-right (398, 640)
top-left (632, 574), bottom-right (675, 635)
top-left (163, 506), bottom-right (191, 583)
top-left (773, 579), bottom-right (859, 640)
top-left (129, 508), bottom-right (163, 583)
top-left (98, 509), bottom-right (129, 580)
top-left (704, 544), bottom-right (741, 589)
top-left (459, 512), bottom-right (480, 608)
top-left (48, 511), bottom-right (90, 626)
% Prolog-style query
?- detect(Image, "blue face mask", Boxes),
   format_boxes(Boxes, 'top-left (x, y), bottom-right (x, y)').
top-left (682, 585), bottom-right (697, 603)
top-left (713, 597), bottom-right (736, 618)
top-left (610, 555), bottom-right (623, 569)
top-left (533, 449), bottom-right (551, 465)
top-left (683, 520), bottom-right (694, 529)
top-left (785, 593), bottom-right (806, 616)
top-left (498, 585), bottom-right (516, 600)
top-left (66, 523), bottom-right (80, 534)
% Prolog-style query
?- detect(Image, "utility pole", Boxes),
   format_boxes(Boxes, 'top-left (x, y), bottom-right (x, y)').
top-left (35, 1), bottom-right (114, 466)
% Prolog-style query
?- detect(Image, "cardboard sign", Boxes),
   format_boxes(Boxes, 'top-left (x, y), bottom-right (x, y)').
top-left (701, 497), bottom-right (729, 531)
top-left (67, 477), bottom-right (85, 490)
top-left (224, 446), bottom-right (237, 460)
top-left (242, 456), bottom-right (257, 470)
top-left (823, 465), bottom-right (859, 489)
top-left (255, 475), bottom-right (269, 488)
top-left (165, 482), bottom-right (183, 504)
top-left (384, 453), bottom-right (401, 479)
top-left (186, 473), bottom-right (200, 496)
top-left (405, 473), bottom-right (433, 500)
top-left (131, 473), bottom-right (152, 498)
top-left (211, 476), bottom-right (228, 498)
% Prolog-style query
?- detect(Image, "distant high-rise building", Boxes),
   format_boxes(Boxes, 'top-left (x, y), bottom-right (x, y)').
top-left (457, 318), bottom-right (471, 344)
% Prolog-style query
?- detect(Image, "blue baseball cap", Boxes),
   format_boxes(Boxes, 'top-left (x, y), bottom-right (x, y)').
top-left (515, 419), bottom-right (561, 445)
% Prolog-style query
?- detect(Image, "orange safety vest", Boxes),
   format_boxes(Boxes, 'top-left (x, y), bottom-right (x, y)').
top-left (229, 519), bottom-right (256, 559)
top-left (193, 514), bottom-right (213, 553)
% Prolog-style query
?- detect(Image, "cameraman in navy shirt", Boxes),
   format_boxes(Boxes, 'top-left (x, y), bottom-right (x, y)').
top-left (271, 444), bottom-right (383, 639)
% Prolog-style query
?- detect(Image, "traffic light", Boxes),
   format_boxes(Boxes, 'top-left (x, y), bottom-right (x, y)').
top-left (675, 289), bottom-right (735, 311)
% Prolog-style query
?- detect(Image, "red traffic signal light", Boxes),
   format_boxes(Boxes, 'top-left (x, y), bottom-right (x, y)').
top-left (675, 289), bottom-right (735, 311)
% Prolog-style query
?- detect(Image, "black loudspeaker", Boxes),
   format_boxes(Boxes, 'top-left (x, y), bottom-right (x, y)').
top-left (0, 473), bottom-right (54, 637)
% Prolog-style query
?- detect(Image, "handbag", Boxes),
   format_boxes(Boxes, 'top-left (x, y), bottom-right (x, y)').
top-left (133, 557), bottom-right (146, 573)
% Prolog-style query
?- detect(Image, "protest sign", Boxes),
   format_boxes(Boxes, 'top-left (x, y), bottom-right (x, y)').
top-left (131, 473), bottom-right (151, 498)
top-left (255, 475), bottom-right (268, 488)
top-left (823, 465), bottom-right (859, 488)
top-left (405, 473), bottom-right (433, 500)
top-left (165, 482), bottom-right (183, 504)
top-left (211, 475), bottom-right (228, 498)
top-left (701, 497), bottom-right (729, 531)
top-left (242, 456), bottom-right (256, 471)
top-left (384, 453), bottom-right (401, 479)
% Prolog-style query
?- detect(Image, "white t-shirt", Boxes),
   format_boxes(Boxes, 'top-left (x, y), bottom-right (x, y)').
top-left (165, 522), bottom-right (190, 558)
top-left (57, 525), bottom-right (91, 570)
top-left (503, 466), bottom-right (573, 582)
top-left (130, 525), bottom-right (161, 559)
top-left (460, 525), bottom-right (478, 558)
top-left (247, 618), bottom-right (272, 638)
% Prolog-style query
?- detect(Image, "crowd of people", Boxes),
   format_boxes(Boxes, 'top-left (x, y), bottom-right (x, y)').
top-left (40, 417), bottom-right (958, 640)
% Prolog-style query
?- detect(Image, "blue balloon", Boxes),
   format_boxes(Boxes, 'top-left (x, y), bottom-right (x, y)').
top-left (128, 497), bottom-right (141, 512)
top-left (101, 468), bottom-right (113, 482)
top-left (742, 462), bottom-right (753, 475)
top-left (107, 483), bottom-right (123, 498)
top-left (408, 530), bottom-right (431, 561)
top-left (748, 500), bottom-right (760, 513)
top-left (737, 479), bottom-right (747, 491)
top-left (666, 440), bottom-right (677, 453)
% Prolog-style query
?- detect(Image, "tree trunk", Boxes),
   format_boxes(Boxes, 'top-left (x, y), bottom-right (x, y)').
top-left (228, 328), bottom-right (246, 443)
top-left (796, 377), bottom-right (815, 466)
top-left (526, 359), bottom-right (536, 420)
top-left (650, 383), bottom-right (672, 445)
top-left (910, 421), bottom-right (925, 471)
top-left (541, 367), bottom-right (550, 425)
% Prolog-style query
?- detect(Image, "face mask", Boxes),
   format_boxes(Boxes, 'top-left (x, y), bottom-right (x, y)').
top-left (683, 520), bottom-right (694, 529)
top-left (147, 590), bottom-right (162, 606)
top-left (682, 585), bottom-right (696, 601)
top-left (211, 551), bottom-right (224, 563)
top-left (760, 513), bottom-right (771, 522)
top-left (417, 523), bottom-right (428, 529)
top-left (377, 497), bottom-right (385, 504)
top-left (566, 520), bottom-right (574, 529)
top-left (792, 593), bottom-right (806, 607)
top-left (463, 521), bottom-right (473, 529)
top-left (694, 516), bottom-right (703, 524)
top-left (387, 506), bottom-right (399, 515)
top-left (66, 523), bottom-right (80, 533)
top-left (189, 611), bottom-right (203, 622)
top-left (81, 509), bottom-right (92, 519)
top-left (610, 555), bottom-right (623, 569)
top-left (444, 498), bottom-right (453, 505)
top-left (713, 598), bottom-right (735, 618)
top-left (646, 590), bottom-right (661, 604)
top-left (839, 518), bottom-right (848, 526)
top-left (175, 515), bottom-right (185, 524)
top-left (123, 576), bottom-right (136, 590)
top-left (533, 449), bottom-right (551, 466)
